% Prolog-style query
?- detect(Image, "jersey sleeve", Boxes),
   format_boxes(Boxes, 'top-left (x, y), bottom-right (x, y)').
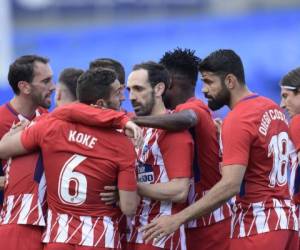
top-left (221, 114), bottom-right (253, 167)
top-left (52, 103), bottom-right (130, 129)
top-left (159, 131), bottom-right (193, 179)
top-left (175, 100), bottom-right (210, 122)
top-left (117, 138), bottom-right (137, 191)
top-left (290, 115), bottom-right (300, 152)
top-left (20, 117), bottom-right (46, 151)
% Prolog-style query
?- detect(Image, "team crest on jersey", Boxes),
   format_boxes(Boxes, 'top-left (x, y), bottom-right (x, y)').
top-left (137, 161), bottom-right (154, 183)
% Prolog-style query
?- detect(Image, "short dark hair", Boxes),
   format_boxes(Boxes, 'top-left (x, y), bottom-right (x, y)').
top-left (8, 55), bottom-right (49, 94)
top-left (89, 58), bottom-right (125, 84)
top-left (76, 68), bottom-right (117, 105)
top-left (58, 68), bottom-right (84, 99)
top-left (199, 49), bottom-right (245, 84)
top-left (280, 67), bottom-right (300, 93)
top-left (132, 61), bottom-right (170, 89)
top-left (159, 47), bottom-right (201, 84)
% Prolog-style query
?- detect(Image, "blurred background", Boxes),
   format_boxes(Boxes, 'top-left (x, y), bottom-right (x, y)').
top-left (1, 0), bottom-right (300, 116)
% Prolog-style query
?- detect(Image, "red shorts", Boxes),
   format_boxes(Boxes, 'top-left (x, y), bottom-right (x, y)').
top-left (0, 223), bottom-right (43, 250)
top-left (230, 230), bottom-right (299, 250)
top-left (125, 243), bottom-right (162, 250)
top-left (186, 217), bottom-right (231, 250)
top-left (44, 243), bottom-right (115, 250)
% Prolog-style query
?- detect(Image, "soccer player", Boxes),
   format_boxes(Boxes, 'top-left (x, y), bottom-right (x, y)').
top-left (0, 67), bottom-right (80, 250)
top-left (0, 54), bottom-right (54, 216)
top-left (132, 48), bottom-right (231, 250)
top-left (124, 61), bottom-right (193, 250)
top-left (280, 67), bottom-right (300, 246)
top-left (0, 68), bottom-right (140, 250)
top-left (141, 49), bottom-right (299, 250)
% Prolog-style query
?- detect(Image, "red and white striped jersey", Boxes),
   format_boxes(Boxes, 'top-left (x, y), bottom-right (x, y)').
top-left (127, 127), bottom-right (193, 249)
top-left (0, 103), bottom-right (47, 226)
top-left (231, 199), bottom-right (298, 238)
top-left (176, 98), bottom-right (232, 229)
top-left (221, 95), bottom-right (299, 238)
top-left (42, 209), bottom-right (122, 248)
top-left (187, 183), bottom-right (232, 228)
top-left (21, 111), bottom-right (137, 248)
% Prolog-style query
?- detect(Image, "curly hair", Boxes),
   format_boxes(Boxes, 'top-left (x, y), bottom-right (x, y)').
top-left (159, 47), bottom-right (201, 83)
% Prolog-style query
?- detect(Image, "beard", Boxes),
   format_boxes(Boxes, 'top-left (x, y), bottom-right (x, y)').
top-left (205, 85), bottom-right (231, 111)
top-left (131, 91), bottom-right (155, 116)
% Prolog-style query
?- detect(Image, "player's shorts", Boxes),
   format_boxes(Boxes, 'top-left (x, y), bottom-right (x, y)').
top-left (44, 243), bottom-right (116, 250)
top-left (186, 217), bottom-right (230, 250)
top-left (125, 243), bottom-right (162, 250)
top-left (229, 230), bottom-right (299, 250)
top-left (0, 223), bottom-right (43, 250)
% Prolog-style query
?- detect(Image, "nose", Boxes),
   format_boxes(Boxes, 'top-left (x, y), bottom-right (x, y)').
top-left (129, 90), bottom-right (136, 101)
top-left (49, 81), bottom-right (56, 92)
top-left (201, 85), bottom-right (208, 95)
top-left (280, 99), bottom-right (286, 109)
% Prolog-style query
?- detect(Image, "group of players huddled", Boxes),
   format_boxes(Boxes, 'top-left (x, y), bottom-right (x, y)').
top-left (0, 48), bottom-right (299, 250)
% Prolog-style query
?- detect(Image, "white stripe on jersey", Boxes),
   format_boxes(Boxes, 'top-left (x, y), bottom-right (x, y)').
top-left (80, 216), bottom-right (94, 246)
top-left (17, 194), bottom-right (33, 224)
top-left (253, 202), bottom-right (270, 234)
top-left (56, 214), bottom-right (69, 242)
top-left (2, 195), bottom-right (14, 224)
top-left (273, 199), bottom-right (288, 230)
top-left (104, 216), bottom-right (114, 249)
top-left (43, 209), bottom-right (52, 242)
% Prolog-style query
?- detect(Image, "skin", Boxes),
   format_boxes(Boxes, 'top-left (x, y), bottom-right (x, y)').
top-left (280, 88), bottom-right (300, 118)
top-left (140, 71), bottom-right (252, 242)
top-left (55, 83), bottom-right (76, 107)
top-left (10, 61), bottom-right (55, 117)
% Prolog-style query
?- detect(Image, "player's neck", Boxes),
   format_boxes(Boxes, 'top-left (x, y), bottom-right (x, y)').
top-left (229, 86), bottom-right (252, 109)
top-left (150, 99), bottom-right (166, 115)
top-left (10, 95), bottom-right (38, 117)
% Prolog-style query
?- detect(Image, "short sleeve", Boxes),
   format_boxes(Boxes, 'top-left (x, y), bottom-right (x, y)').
top-left (21, 117), bottom-right (46, 151)
top-left (159, 131), bottom-right (193, 179)
top-left (290, 115), bottom-right (300, 152)
top-left (221, 115), bottom-right (253, 167)
top-left (117, 138), bottom-right (137, 191)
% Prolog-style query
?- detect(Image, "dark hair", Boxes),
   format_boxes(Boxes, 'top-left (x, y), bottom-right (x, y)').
top-left (159, 47), bottom-right (201, 84)
top-left (132, 61), bottom-right (170, 89)
top-left (199, 49), bottom-right (245, 84)
top-left (280, 67), bottom-right (300, 93)
top-left (8, 55), bottom-right (49, 94)
top-left (89, 58), bottom-right (125, 84)
top-left (58, 68), bottom-right (84, 99)
top-left (76, 68), bottom-right (117, 105)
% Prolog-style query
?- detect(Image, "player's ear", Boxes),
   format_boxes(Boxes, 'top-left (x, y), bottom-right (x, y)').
top-left (18, 81), bottom-right (31, 95)
top-left (154, 82), bottom-right (165, 97)
top-left (95, 98), bottom-right (107, 108)
top-left (224, 74), bottom-right (236, 89)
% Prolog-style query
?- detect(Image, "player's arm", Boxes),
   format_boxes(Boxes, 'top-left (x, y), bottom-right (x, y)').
top-left (141, 164), bottom-right (245, 242)
top-left (117, 138), bottom-right (139, 216)
top-left (137, 178), bottom-right (190, 203)
top-left (0, 130), bottom-right (28, 159)
top-left (132, 109), bottom-right (198, 131)
top-left (119, 190), bottom-right (140, 216)
top-left (53, 103), bottom-right (131, 129)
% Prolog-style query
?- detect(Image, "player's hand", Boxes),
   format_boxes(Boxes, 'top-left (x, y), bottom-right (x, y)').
top-left (124, 121), bottom-right (143, 148)
top-left (140, 215), bottom-right (181, 243)
top-left (99, 186), bottom-right (119, 205)
top-left (10, 120), bottom-right (29, 134)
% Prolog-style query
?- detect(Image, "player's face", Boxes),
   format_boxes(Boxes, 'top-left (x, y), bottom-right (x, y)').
top-left (201, 71), bottom-right (230, 111)
top-left (280, 88), bottom-right (300, 118)
top-left (30, 62), bottom-right (55, 109)
top-left (103, 79), bottom-right (123, 110)
top-left (127, 69), bottom-right (155, 116)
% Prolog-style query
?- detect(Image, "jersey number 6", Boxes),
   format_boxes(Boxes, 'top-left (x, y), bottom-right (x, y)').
top-left (58, 154), bottom-right (87, 205)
